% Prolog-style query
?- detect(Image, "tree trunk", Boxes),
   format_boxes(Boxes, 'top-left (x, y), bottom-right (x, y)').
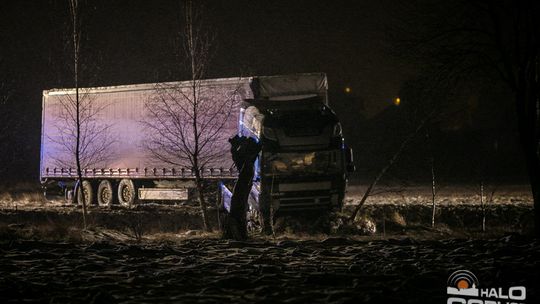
top-left (515, 82), bottom-right (540, 236)
top-left (75, 85), bottom-right (87, 230)
top-left (194, 171), bottom-right (210, 232)
top-left (430, 156), bottom-right (436, 228)
top-left (524, 146), bottom-right (540, 236)
top-left (70, 0), bottom-right (87, 230)
top-left (224, 162), bottom-right (254, 240)
top-left (481, 181), bottom-right (485, 232)
top-left (223, 136), bottom-right (261, 240)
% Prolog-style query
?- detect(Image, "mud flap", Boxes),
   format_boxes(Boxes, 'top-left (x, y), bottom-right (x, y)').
top-left (219, 182), bottom-right (233, 213)
top-left (217, 182), bottom-right (232, 232)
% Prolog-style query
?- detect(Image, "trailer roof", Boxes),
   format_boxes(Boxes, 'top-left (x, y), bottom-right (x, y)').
top-left (43, 72), bottom-right (328, 97)
top-left (43, 76), bottom-right (250, 96)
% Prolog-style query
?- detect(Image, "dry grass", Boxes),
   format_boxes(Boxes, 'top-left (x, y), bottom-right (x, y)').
top-left (0, 182), bottom-right (48, 207)
top-left (0, 182), bottom-right (535, 244)
top-left (346, 184), bottom-right (533, 205)
top-left (0, 222), bottom-right (83, 242)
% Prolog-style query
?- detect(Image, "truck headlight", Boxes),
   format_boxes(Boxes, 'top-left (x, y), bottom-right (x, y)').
top-left (262, 127), bottom-right (278, 141)
top-left (333, 123), bottom-right (342, 137)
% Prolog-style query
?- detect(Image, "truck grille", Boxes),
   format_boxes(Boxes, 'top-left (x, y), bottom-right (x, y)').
top-left (277, 195), bottom-right (332, 211)
top-left (285, 127), bottom-right (321, 137)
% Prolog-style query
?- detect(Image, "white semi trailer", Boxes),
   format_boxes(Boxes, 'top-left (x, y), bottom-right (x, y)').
top-left (40, 73), bottom-right (354, 214)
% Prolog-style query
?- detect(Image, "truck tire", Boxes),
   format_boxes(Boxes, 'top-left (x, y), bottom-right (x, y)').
top-left (77, 180), bottom-right (96, 205)
top-left (118, 179), bottom-right (137, 208)
top-left (97, 180), bottom-right (115, 206)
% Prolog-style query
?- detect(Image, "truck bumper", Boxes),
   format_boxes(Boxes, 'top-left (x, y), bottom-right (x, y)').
top-left (269, 180), bottom-right (343, 212)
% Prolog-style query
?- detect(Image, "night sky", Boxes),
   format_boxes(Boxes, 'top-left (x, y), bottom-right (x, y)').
top-left (1, 0), bottom-right (412, 181)
top-left (1, 0), bottom-right (406, 111)
top-left (0, 0), bottom-right (527, 183)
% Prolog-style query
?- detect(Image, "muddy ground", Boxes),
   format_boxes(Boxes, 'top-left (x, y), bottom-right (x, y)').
top-left (0, 184), bottom-right (538, 303)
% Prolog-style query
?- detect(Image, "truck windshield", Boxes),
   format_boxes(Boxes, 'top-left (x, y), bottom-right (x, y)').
top-left (263, 103), bottom-right (337, 131)
top-left (265, 150), bottom-right (341, 175)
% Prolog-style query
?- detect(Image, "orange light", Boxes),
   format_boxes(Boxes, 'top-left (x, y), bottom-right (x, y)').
top-left (394, 97), bottom-right (401, 106)
top-left (344, 87), bottom-right (351, 94)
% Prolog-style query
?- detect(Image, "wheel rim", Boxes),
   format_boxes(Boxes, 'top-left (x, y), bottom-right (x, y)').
top-left (101, 187), bottom-right (110, 205)
top-left (121, 185), bottom-right (132, 204)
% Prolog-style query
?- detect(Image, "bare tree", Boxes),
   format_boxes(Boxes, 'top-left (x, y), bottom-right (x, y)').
top-left (348, 113), bottom-right (433, 222)
top-left (144, 0), bottom-right (239, 231)
top-left (393, 0), bottom-right (540, 235)
top-left (347, 73), bottom-right (450, 224)
top-left (476, 136), bottom-right (501, 233)
top-left (347, 69), bottom-right (463, 226)
top-left (67, 0), bottom-right (87, 228)
top-left (479, 181), bottom-right (497, 232)
top-left (426, 128), bottom-right (438, 228)
top-left (430, 153), bottom-right (436, 228)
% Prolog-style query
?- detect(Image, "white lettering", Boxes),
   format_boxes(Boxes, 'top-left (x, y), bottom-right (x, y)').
top-left (508, 286), bottom-right (526, 300)
top-left (448, 284), bottom-right (526, 303)
top-left (447, 297), bottom-right (466, 304)
top-left (497, 288), bottom-right (508, 299)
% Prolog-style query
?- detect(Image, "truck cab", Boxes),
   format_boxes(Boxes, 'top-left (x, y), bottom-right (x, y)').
top-left (205, 73), bottom-right (355, 233)
top-left (231, 94), bottom-right (354, 232)
top-left (241, 95), bottom-right (349, 205)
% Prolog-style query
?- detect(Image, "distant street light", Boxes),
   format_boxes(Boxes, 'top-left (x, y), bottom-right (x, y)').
top-left (394, 97), bottom-right (401, 106)
top-left (344, 87), bottom-right (351, 94)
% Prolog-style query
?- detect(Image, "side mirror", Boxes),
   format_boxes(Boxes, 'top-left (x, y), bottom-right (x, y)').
top-left (345, 147), bottom-right (356, 173)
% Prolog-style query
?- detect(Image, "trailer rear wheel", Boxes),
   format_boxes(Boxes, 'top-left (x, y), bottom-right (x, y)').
top-left (77, 180), bottom-right (96, 205)
top-left (97, 180), bottom-right (115, 206)
top-left (118, 179), bottom-right (137, 208)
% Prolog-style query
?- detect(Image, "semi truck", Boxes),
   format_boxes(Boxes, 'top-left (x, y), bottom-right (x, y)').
top-left (218, 74), bottom-right (355, 232)
top-left (40, 73), bottom-right (354, 224)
